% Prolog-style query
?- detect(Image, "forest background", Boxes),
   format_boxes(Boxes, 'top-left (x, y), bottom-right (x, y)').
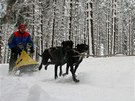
top-left (0, 0), bottom-right (135, 63)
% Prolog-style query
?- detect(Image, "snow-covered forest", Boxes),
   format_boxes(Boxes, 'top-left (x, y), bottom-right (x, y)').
top-left (0, 1), bottom-right (135, 101)
top-left (0, 0), bottom-right (135, 63)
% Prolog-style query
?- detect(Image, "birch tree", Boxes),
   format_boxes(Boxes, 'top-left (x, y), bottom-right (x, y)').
top-left (110, 0), bottom-right (117, 55)
top-left (87, 0), bottom-right (95, 56)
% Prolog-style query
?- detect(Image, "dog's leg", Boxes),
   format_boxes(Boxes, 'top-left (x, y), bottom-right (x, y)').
top-left (38, 63), bottom-right (43, 70)
top-left (45, 63), bottom-right (49, 70)
top-left (45, 61), bottom-right (53, 70)
top-left (70, 66), bottom-right (79, 82)
top-left (54, 65), bottom-right (58, 79)
top-left (74, 64), bottom-right (79, 74)
top-left (74, 59), bottom-right (82, 75)
top-left (63, 64), bottom-right (69, 76)
top-left (59, 65), bottom-right (62, 76)
top-left (66, 64), bottom-right (69, 74)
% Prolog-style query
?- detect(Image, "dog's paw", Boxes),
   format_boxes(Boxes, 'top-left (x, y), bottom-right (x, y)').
top-left (44, 67), bottom-right (47, 70)
top-left (62, 73), bottom-right (68, 76)
top-left (55, 75), bottom-right (58, 79)
top-left (74, 79), bottom-right (79, 83)
top-left (38, 67), bottom-right (42, 70)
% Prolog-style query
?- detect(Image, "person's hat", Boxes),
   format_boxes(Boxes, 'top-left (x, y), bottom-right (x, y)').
top-left (18, 24), bottom-right (26, 29)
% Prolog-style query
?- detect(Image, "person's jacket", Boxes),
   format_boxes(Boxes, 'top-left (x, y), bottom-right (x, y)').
top-left (8, 31), bottom-right (34, 50)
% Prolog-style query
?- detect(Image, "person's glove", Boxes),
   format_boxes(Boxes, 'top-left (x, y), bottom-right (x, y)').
top-left (30, 47), bottom-right (34, 53)
top-left (27, 43), bottom-right (32, 49)
top-left (17, 43), bottom-right (24, 50)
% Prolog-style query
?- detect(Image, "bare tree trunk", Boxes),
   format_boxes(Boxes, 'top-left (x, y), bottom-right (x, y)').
top-left (96, 1), bottom-right (100, 56)
top-left (90, 1), bottom-right (94, 55)
top-left (51, 0), bottom-right (56, 47)
top-left (39, 0), bottom-right (44, 54)
top-left (69, 0), bottom-right (73, 40)
top-left (31, 1), bottom-right (35, 59)
top-left (88, 1), bottom-right (94, 55)
top-left (86, 0), bottom-right (94, 56)
top-left (106, 1), bottom-right (110, 55)
top-left (52, 17), bottom-right (55, 47)
top-left (128, 14), bottom-right (131, 55)
top-left (111, 0), bottom-right (117, 55)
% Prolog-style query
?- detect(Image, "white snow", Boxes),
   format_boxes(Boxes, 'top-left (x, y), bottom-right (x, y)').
top-left (0, 56), bottom-right (134, 101)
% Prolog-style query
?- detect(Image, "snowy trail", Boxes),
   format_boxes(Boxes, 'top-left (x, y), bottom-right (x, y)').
top-left (0, 56), bottom-right (134, 101)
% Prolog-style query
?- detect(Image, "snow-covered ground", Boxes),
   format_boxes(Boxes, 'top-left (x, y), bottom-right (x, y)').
top-left (0, 56), bottom-right (134, 101)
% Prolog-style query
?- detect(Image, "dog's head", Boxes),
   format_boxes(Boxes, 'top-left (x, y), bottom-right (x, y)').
top-left (61, 40), bottom-right (74, 50)
top-left (76, 44), bottom-right (89, 53)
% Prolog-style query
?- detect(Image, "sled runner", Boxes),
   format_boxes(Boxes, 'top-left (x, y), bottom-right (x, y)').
top-left (12, 50), bottom-right (39, 75)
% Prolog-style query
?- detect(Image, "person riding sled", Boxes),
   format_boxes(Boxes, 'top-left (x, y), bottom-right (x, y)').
top-left (8, 24), bottom-right (34, 73)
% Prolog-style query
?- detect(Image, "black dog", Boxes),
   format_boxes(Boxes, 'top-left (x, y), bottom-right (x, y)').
top-left (63, 44), bottom-right (89, 82)
top-left (38, 40), bottom-right (73, 79)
